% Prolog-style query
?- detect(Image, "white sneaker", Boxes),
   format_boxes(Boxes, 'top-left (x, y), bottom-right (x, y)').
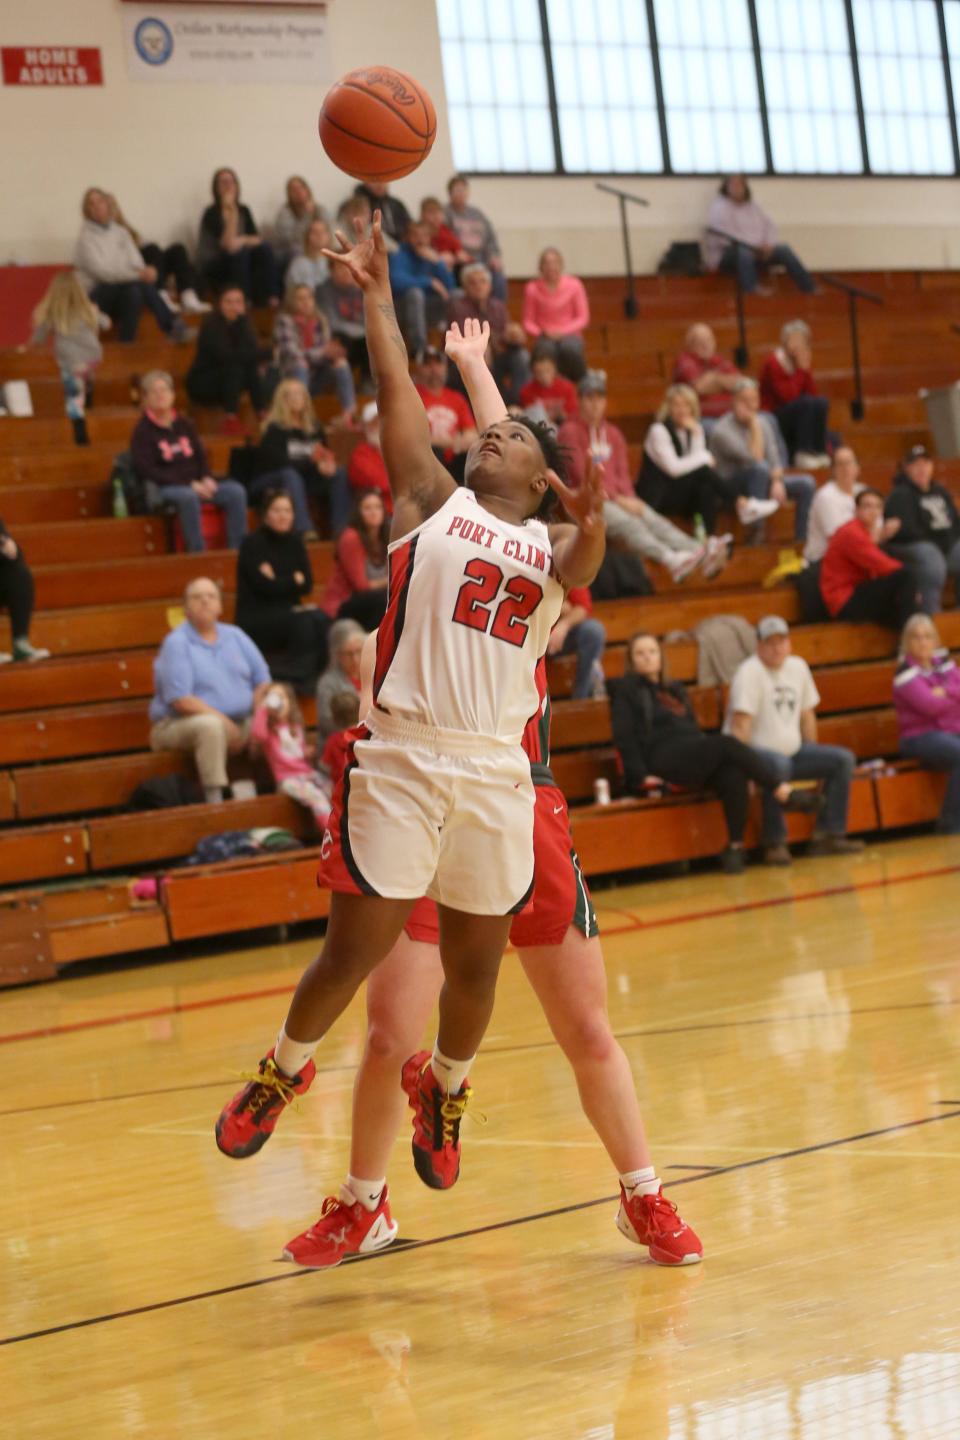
top-left (665, 545), bottom-right (706, 583)
top-left (737, 496), bottom-right (780, 526)
top-left (701, 534), bottom-right (732, 578)
top-left (793, 451), bottom-right (831, 470)
top-left (159, 290), bottom-right (181, 314)
top-left (589, 660), bottom-right (607, 700)
top-left (0, 652), bottom-right (12, 666)
top-left (181, 288), bottom-right (212, 315)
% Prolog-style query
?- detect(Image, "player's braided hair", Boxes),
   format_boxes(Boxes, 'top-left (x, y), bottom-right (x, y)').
top-left (512, 414), bottom-right (569, 521)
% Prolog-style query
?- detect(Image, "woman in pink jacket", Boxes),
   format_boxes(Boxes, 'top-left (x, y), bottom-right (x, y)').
top-left (522, 247), bottom-right (589, 382)
top-left (893, 613), bottom-right (960, 833)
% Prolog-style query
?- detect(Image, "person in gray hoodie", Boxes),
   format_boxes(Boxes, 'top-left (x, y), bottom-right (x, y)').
top-left (74, 187), bottom-right (185, 343)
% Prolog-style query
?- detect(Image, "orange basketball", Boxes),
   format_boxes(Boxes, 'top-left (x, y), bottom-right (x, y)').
top-left (319, 67), bottom-right (436, 183)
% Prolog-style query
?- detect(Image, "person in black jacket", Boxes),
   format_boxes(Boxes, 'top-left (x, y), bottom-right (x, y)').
top-left (611, 632), bottom-right (813, 872)
top-left (186, 286), bottom-right (270, 426)
top-left (352, 181), bottom-right (411, 246)
top-left (884, 444), bottom-right (960, 613)
top-left (234, 489), bottom-right (329, 687)
top-left (0, 519), bottom-right (49, 663)
top-left (196, 167), bottom-right (278, 306)
top-left (637, 384), bottom-right (727, 546)
top-left (253, 379), bottom-right (352, 537)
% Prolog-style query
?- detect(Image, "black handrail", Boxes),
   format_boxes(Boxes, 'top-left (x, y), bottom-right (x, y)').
top-left (705, 226), bottom-right (762, 368)
top-left (594, 183), bottom-right (650, 320)
top-left (819, 273), bottom-right (884, 422)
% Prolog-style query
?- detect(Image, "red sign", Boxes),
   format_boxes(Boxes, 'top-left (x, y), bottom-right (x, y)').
top-left (1, 47), bottom-right (103, 87)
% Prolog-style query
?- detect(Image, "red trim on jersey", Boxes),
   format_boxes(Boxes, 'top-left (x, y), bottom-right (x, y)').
top-left (520, 656), bottom-right (549, 766)
top-left (373, 534), bottom-right (418, 702)
top-left (316, 725), bottom-right (379, 897)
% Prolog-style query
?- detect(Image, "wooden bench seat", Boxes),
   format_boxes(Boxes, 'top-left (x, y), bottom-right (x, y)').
top-left (0, 698), bottom-right (149, 765)
top-left (0, 650), bottom-right (157, 715)
top-left (17, 517), bottom-right (171, 565)
top-left (86, 792), bottom-right (311, 870)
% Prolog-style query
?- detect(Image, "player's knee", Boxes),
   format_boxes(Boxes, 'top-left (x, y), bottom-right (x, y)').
top-left (561, 1010), bottom-right (616, 1066)
top-left (364, 1019), bottom-right (410, 1068)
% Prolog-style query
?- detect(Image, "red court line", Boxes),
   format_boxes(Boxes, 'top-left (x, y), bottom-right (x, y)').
top-left (2, 859), bottom-right (957, 1047)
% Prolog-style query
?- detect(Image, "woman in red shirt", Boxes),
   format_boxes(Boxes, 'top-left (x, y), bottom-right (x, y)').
top-left (347, 401), bottom-right (392, 512)
top-left (759, 320), bottom-right (830, 470)
top-left (321, 488), bottom-right (389, 629)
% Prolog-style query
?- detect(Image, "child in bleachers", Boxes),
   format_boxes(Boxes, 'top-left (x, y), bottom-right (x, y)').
top-left (320, 688), bottom-right (361, 792)
top-left (28, 270), bottom-right (109, 446)
top-left (250, 681), bottom-right (332, 829)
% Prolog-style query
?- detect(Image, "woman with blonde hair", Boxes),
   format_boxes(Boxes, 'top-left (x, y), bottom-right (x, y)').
top-left (275, 177), bottom-right (328, 266)
top-left (284, 217), bottom-right (333, 294)
top-left (28, 270), bottom-right (109, 444)
top-left (638, 382), bottom-right (730, 568)
top-left (254, 377), bottom-right (351, 536)
top-left (273, 282), bottom-right (356, 416)
top-left (893, 612), bottom-right (960, 834)
top-left (74, 186), bottom-right (185, 342)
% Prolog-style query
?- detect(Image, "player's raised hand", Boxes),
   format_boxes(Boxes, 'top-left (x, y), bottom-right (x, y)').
top-left (445, 317), bottom-right (491, 369)
top-left (547, 455), bottom-right (606, 534)
top-left (322, 209), bottom-right (390, 293)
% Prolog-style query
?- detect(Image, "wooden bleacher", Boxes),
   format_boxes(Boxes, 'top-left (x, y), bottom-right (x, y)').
top-left (1, 266), bottom-right (957, 984)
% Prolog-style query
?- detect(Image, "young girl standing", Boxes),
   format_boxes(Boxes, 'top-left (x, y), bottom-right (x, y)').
top-left (250, 681), bottom-right (332, 829)
top-left (29, 270), bottom-right (109, 445)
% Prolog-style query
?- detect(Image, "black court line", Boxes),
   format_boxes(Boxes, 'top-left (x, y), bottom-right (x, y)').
top-left (666, 1164), bottom-right (723, 1172)
top-left (5, 995), bottom-right (957, 1119)
top-left (4, 1106), bottom-right (959, 1349)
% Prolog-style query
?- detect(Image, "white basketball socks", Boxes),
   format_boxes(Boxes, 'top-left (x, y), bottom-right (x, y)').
top-left (274, 1025), bottom-right (318, 1079)
top-left (345, 1175), bottom-right (387, 1212)
top-left (620, 1165), bottom-right (660, 1197)
top-left (429, 1043), bottom-right (474, 1096)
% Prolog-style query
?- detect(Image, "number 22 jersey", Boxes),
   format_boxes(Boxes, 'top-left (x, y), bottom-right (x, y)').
top-left (372, 487), bottom-right (565, 744)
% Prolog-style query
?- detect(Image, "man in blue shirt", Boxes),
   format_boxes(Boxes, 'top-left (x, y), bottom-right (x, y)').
top-left (388, 220), bottom-right (455, 360)
top-left (149, 576), bottom-right (271, 802)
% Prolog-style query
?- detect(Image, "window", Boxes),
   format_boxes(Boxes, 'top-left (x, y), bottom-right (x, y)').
top-left (651, 0), bottom-right (765, 173)
top-left (853, 0), bottom-right (954, 173)
top-left (757, 0), bottom-right (863, 173)
top-left (435, 0), bottom-right (555, 172)
top-left (545, 0), bottom-right (662, 173)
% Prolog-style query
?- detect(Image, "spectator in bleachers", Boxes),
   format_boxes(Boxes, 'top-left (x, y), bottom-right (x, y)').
top-left (353, 181), bottom-right (411, 246)
top-left (445, 174), bottom-right (506, 299)
top-left (415, 346), bottom-right (477, 481)
top-left (317, 259), bottom-right (369, 382)
top-left (548, 588), bottom-right (607, 700)
top-left (558, 371), bottom-right (709, 585)
top-left (522, 248), bottom-right (589, 382)
top-left (884, 445), bottom-right (960, 614)
top-left (255, 378), bottom-right (351, 537)
top-left (273, 284), bottom-right (356, 418)
top-left (106, 193), bottom-right (210, 315)
top-left (447, 264), bottom-right (531, 404)
top-left (186, 285), bottom-right (269, 431)
top-left (197, 168), bottom-right (278, 307)
top-left (251, 681), bottom-right (332, 829)
top-left (704, 174), bottom-right (816, 295)
top-left (28, 270), bottom-right (108, 446)
top-left (726, 616), bottom-right (864, 863)
top-left (321, 490), bottom-right (390, 631)
top-left (389, 222), bottom-right (455, 358)
top-left (0, 519), bottom-right (49, 663)
top-left (284, 218), bottom-right (333, 295)
top-left (132, 370), bottom-right (248, 551)
top-left (820, 489), bottom-right (919, 628)
top-left (520, 343), bottom-right (578, 424)
top-left (612, 631), bottom-right (808, 873)
top-left (759, 320), bottom-right (831, 469)
top-left (672, 323), bottom-right (743, 425)
top-left (709, 379), bottom-right (814, 539)
top-left (348, 402), bottom-right (391, 512)
top-left (893, 613), bottom-right (960, 834)
top-left (315, 617), bottom-right (365, 741)
top-left (74, 188), bottom-right (186, 343)
top-left (638, 383), bottom-right (730, 562)
top-left (235, 489), bottom-right (328, 686)
top-left (421, 196), bottom-right (470, 268)
top-left (804, 446), bottom-right (865, 563)
top-left (149, 576), bottom-right (270, 803)
top-left (273, 177), bottom-right (328, 267)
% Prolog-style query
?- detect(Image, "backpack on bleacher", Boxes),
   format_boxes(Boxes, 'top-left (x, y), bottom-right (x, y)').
top-left (657, 241), bottom-right (703, 277)
top-left (111, 450), bottom-right (149, 516)
top-left (128, 775), bottom-right (204, 810)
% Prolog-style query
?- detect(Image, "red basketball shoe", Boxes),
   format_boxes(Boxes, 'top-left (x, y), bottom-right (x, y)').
top-left (616, 1185), bottom-right (703, 1266)
top-left (215, 1048), bottom-right (315, 1159)
top-left (283, 1186), bottom-right (398, 1269)
top-left (400, 1050), bottom-right (471, 1190)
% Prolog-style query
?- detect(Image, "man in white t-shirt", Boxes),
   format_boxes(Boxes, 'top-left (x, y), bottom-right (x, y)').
top-left (725, 616), bottom-right (864, 865)
top-left (803, 447), bottom-right (865, 563)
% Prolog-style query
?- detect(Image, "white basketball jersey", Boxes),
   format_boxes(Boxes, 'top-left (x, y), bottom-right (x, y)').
top-left (372, 488), bottom-right (565, 743)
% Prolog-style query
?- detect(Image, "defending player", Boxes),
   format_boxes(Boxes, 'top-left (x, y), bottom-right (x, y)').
top-left (215, 216), bottom-right (606, 1184)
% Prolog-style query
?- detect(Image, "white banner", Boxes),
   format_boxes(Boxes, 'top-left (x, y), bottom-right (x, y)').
top-left (121, 3), bottom-right (329, 84)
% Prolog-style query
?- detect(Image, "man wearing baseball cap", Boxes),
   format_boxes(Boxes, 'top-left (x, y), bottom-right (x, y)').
top-left (883, 445), bottom-right (960, 613)
top-left (725, 616), bottom-right (864, 863)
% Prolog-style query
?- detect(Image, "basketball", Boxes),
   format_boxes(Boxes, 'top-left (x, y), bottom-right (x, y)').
top-left (319, 67), bottom-right (436, 184)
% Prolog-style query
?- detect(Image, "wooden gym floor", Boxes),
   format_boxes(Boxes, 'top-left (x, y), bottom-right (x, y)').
top-left (3, 834), bottom-right (960, 1439)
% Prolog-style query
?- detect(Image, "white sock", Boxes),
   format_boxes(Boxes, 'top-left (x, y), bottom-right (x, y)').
top-left (345, 1174), bottom-right (386, 1212)
top-left (620, 1165), bottom-right (659, 1197)
top-left (274, 1024), bottom-right (318, 1078)
top-left (204, 785), bottom-right (224, 803)
top-left (430, 1043), bottom-right (474, 1095)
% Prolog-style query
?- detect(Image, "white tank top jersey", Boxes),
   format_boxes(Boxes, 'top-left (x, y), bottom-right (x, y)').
top-left (372, 487), bottom-right (565, 743)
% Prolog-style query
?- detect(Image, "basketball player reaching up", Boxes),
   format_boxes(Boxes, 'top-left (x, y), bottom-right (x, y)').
top-left (215, 214), bottom-right (606, 1192)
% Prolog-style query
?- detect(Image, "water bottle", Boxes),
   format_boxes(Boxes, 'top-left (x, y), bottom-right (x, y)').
top-left (112, 476), bottom-right (128, 519)
top-left (693, 512), bottom-right (707, 544)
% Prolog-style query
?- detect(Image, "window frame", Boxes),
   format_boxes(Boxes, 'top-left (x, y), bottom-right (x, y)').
top-left (435, 0), bottom-right (960, 180)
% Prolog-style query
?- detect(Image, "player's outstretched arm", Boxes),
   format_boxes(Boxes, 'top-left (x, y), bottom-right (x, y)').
top-left (324, 213), bottom-right (453, 529)
top-left (445, 318), bottom-right (507, 431)
top-left (547, 457), bottom-right (607, 589)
